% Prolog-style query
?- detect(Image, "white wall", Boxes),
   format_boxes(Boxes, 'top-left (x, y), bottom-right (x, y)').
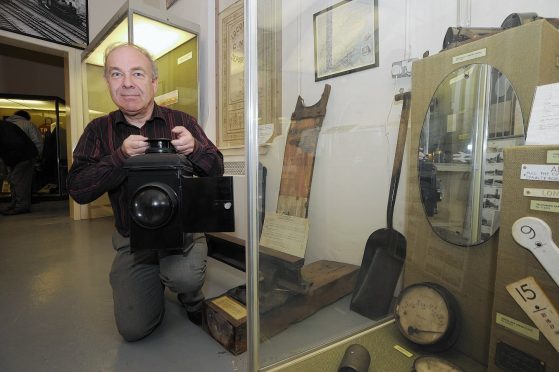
top-left (86, 1), bottom-right (559, 265)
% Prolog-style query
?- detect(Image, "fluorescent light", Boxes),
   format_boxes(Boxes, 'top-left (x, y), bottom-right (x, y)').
top-left (85, 14), bottom-right (195, 67)
top-left (133, 14), bottom-right (195, 60)
top-left (0, 98), bottom-right (63, 111)
top-left (85, 18), bottom-right (129, 67)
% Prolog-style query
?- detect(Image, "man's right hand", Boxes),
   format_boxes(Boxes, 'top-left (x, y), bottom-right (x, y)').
top-left (122, 135), bottom-right (148, 157)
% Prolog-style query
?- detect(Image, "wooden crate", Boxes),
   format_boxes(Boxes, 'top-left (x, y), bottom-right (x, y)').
top-left (204, 260), bottom-right (359, 354)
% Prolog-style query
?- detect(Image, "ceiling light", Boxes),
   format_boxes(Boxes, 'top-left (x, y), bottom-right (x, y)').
top-left (85, 13), bottom-right (195, 67)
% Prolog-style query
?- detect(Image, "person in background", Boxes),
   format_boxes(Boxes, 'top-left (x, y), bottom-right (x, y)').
top-left (67, 42), bottom-right (223, 341)
top-left (1, 110), bottom-right (43, 215)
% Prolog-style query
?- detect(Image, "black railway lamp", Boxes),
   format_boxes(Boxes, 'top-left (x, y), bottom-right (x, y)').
top-left (124, 139), bottom-right (234, 252)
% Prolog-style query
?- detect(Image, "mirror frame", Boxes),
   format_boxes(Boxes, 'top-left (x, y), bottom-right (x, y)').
top-left (417, 63), bottom-right (525, 246)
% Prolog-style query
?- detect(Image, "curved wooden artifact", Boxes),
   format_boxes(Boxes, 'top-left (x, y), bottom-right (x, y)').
top-left (277, 84), bottom-right (331, 218)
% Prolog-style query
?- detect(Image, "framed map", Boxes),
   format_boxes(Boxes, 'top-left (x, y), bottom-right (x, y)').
top-left (313, 0), bottom-right (378, 81)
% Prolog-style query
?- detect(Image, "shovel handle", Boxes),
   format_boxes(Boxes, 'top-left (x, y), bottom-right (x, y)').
top-left (387, 92), bottom-right (411, 229)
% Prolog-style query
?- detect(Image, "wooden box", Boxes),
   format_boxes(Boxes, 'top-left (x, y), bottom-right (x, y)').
top-left (204, 259), bottom-right (359, 355)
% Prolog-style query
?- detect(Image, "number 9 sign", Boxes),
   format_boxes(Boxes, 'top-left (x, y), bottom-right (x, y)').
top-left (512, 217), bottom-right (559, 287)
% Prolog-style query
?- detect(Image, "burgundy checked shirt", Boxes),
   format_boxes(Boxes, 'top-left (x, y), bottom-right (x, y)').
top-left (67, 104), bottom-right (223, 236)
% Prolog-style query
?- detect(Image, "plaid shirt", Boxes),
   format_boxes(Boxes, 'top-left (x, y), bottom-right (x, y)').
top-left (67, 104), bottom-right (223, 236)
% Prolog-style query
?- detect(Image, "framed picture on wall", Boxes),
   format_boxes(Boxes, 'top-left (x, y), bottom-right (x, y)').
top-left (313, 0), bottom-right (379, 81)
top-left (0, 0), bottom-right (88, 49)
top-left (217, 0), bottom-right (282, 149)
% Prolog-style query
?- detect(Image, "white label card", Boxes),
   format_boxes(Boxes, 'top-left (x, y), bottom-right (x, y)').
top-left (548, 150), bottom-right (559, 164)
top-left (524, 188), bottom-right (559, 199)
top-left (259, 213), bottom-right (309, 258)
top-left (495, 312), bottom-right (540, 341)
top-left (506, 276), bottom-right (559, 353)
top-left (177, 52), bottom-right (193, 65)
top-left (452, 48), bottom-right (486, 64)
top-left (520, 164), bottom-right (559, 182)
top-left (526, 82), bottom-right (559, 145)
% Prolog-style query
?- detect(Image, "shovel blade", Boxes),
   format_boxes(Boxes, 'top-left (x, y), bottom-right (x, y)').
top-left (350, 228), bottom-right (406, 320)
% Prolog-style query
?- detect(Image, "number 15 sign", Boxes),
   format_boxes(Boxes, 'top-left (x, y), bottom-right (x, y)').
top-left (506, 276), bottom-right (559, 352)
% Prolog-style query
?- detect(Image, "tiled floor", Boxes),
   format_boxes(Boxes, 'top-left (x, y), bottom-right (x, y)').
top-left (0, 200), bottom-right (247, 372)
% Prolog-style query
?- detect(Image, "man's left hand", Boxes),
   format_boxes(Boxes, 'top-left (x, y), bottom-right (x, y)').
top-left (171, 126), bottom-right (197, 155)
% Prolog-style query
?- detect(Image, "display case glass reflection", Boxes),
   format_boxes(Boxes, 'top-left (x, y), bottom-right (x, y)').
top-left (418, 64), bottom-right (524, 246)
top-left (83, 8), bottom-right (199, 122)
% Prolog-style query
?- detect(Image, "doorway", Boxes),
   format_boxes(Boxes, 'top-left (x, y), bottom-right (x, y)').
top-left (0, 32), bottom-right (82, 217)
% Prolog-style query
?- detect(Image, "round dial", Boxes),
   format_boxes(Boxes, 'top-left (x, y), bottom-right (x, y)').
top-left (394, 282), bottom-right (460, 351)
top-left (413, 356), bottom-right (464, 372)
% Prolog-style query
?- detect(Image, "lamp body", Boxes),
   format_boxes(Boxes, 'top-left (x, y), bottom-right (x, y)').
top-left (125, 153), bottom-right (193, 251)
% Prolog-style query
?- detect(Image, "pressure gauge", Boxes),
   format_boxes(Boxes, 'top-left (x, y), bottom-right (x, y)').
top-left (413, 356), bottom-right (464, 372)
top-left (394, 282), bottom-right (460, 352)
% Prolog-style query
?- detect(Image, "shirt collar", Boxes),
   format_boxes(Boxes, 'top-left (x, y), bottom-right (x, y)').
top-left (112, 103), bottom-right (164, 126)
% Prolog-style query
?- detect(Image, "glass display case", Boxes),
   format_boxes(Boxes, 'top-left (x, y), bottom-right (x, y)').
top-left (82, 1), bottom-right (199, 120)
top-left (80, 0), bottom-right (200, 217)
top-left (245, 0), bottom-right (395, 368)
top-left (0, 94), bottom-right (68, 200)
top-left (236, 1), bottom-right (559, 371)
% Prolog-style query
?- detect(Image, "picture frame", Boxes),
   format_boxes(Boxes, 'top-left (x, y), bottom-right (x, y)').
top-left (313, 0), bottom-right (379, 81)
top-left (0, 0), bottom-right (89, 49)
top-left (217, 0), bottom-right (282, 149)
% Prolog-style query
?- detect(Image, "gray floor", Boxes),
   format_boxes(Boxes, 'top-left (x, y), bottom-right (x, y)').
top-left (0, 200), bottom-right (247, 372)
top-left (0, 200), bottom-right (374, 372)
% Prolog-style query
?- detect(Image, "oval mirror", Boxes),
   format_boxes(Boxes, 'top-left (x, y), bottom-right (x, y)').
top-left (418, 63), bottom-right (525, 246)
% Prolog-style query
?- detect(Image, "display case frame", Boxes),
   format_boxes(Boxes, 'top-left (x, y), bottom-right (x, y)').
top-left (0, 93), bottom-right (68, 201)
top-left (81, 0), bottom-right (201, 121)
top-left (79, 0), bottom-right (201, 218)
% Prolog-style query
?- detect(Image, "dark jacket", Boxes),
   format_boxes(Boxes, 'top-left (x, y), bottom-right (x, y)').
top-left (0, 119), bottom-right (39, 167)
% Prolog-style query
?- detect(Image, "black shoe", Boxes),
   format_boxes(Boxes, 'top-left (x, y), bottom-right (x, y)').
top-left (178, 294), bottom-right (204, 327)
top-left (187, 308), bottom-right (203, 326)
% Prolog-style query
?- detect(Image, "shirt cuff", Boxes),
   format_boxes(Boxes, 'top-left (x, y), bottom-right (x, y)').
top-left (112, 146), bottom-right (129, 166)
top-left (188, 138), bottom-right (201, 158)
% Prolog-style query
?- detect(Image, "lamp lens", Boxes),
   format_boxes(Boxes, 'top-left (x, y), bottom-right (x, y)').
top-left (131, 186), bottom-right (175, 228)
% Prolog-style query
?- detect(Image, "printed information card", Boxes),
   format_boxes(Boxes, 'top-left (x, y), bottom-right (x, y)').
top-left (526, 82), bottom-right (559, 145)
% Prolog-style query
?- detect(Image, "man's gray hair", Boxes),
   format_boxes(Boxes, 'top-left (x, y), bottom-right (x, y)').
top-left (103, 42), bottom-right (159, 80)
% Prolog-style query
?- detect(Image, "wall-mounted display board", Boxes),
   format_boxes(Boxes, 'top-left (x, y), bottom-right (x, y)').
top-left (405, 19), bottom-right (559, 365)
top-left (217, 0), bottom-right (282, 148)
top-left (488, 145), bottom-right (559, 372)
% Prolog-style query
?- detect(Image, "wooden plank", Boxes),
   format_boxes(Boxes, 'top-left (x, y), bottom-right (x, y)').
top-left (277, 85), bottom-right (331, 218)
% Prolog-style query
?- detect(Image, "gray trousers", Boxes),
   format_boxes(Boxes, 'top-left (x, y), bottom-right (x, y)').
top-left (109, 231), bottom-right (207, 341)
top-left (6, 159), bottom-right (34, 210)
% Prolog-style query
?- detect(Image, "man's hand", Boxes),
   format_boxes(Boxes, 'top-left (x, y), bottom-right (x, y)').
top-left (171, 126), bottom-right (197, 155)
top-left (122, 135), bottom-right (148, 157)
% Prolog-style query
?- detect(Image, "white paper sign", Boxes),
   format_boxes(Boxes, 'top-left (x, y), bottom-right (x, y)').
top-left (526, 82), bottom-right (559, 145)
top-left (259, 213), bottom-right (309, 258)
top-left (520, 164), bottom-right (559, 182)
top-left (506, 276), bottom-right (559, 352)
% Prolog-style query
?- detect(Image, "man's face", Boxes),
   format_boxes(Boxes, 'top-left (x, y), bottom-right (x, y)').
top-left (105, 46), bottom-right (158, 117)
